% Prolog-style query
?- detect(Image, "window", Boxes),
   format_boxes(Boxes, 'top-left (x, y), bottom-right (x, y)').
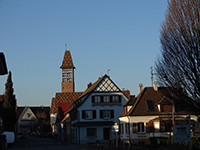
top-left (160, 121), bottom-right (172, 132)
top-left (112, 96), bottom-right (119, 103)
top-left (103, 110), bottom-right (111, 119)
top-left (137, 122), bottom-right (145, 133)
top-left (92, 95), bottom-right (121, 104)
top-left (133, 123), bottom-right (137, 133)
top-left (125, 123), bottom-right (130, 134)
top-left (63, 68), bottom-right (72, 72)
top-left (63, 78), bottom-right (72, 82)
top-left (82, 110), bottom-right (96, 119)
top-left (103, 96), bottom-right (109, 103)
top-left (161, 105), bottom-right (173, 112)
top-left (95, 96), bottom-right (101, 103)
top-left (120, 123), bottom-right (124, 134)
top-left (87, 128), bottom-right (97, 137)
top-left (100, 110), bottom-right (114, 119)
top-left (146, 100), bottom-right (155, 111)
top-left (85, 110), bottom-right (93, 119)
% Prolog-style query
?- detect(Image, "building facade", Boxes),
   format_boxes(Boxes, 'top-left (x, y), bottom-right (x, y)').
top-left (69, 75), bottom-right (129, 144)
top-left (119, 84), bottom-right (200, 145)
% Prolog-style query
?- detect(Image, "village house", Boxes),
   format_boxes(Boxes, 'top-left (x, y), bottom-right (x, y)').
top-left (17, 106), bottom-right (50, 135)
top-left (68, 74), bottom-right (129, 144)
top-left (119, 83), bottom-right (200, 145)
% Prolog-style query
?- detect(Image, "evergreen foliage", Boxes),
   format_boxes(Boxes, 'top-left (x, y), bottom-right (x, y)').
top-left (2, 71), bottom-right (16, 131)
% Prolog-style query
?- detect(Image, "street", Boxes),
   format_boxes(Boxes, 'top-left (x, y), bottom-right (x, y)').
top-left (7, 136), bottom-right (100, 150)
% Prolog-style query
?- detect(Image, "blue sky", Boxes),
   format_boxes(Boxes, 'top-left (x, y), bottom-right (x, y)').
top-left (0, 0), bottom-right (168, 106)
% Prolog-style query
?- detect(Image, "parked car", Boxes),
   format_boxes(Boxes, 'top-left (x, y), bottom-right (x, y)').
top-left (3, 131), bottom-right (15, 147)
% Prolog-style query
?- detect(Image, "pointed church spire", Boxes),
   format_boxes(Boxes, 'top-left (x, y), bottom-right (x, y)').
top-left (60, 50), bottom-right (75, 69)
top-left (60, 50), bottom-right (75, 93)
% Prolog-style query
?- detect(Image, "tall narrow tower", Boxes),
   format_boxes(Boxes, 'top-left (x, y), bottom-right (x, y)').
top-left (60, 50), bottom-right (75, 93)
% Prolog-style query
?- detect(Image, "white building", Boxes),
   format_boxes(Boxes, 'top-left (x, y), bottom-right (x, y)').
top-left (69, 74), bottom-right (129, 144)
top-left (119, 84), bottom-right (200, 145)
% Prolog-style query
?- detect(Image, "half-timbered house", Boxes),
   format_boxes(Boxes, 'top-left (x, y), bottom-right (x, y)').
top-left (68, 74), bottom-right (129, 144)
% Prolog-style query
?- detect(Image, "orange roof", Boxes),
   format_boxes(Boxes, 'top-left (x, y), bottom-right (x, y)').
top-left (60, 50), bottom-right (75, 69)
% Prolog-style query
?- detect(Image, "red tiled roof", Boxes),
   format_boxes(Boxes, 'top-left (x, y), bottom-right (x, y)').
top-left (50, 92), bottom-right (82, 114)
top-left (58, 102), bottom-right (72, 121)
top-left (50, 98), bottom-right (55, 114)
top-left (60, 50), bottom-right (75, 69)
top-left (58, 102), bottom-right (71, 114)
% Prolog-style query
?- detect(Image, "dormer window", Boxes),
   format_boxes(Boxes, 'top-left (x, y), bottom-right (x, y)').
top-left (160, 104), bottom-right (173, 112)
top-left (146, 100), bottom-right (155, 111)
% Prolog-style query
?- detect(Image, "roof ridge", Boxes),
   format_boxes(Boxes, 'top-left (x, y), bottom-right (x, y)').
top-left (127, 87), bottom-right (147, 116)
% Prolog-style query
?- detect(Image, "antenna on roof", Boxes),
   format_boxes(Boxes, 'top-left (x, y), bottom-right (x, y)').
top-left (107, 69), bottom-right (111, 76)
top-left (65, 43), bottom-right (67, 50)
top-left (150, 66), bottom-right (154, 86)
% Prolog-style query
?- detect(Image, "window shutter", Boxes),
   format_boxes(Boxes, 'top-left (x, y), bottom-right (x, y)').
top-left (111, 110), bottom-right (114, 118)
top-left (93, 110), bottom-right (96, 119)
top-left (101, 96), bottom-right (103, 103)
top-left (119, 96), bottom-right (121, 103)
top-left (92, 96), bottom-right (95, 103)
top-left (100, 110), bottom-right (103, 118)
top-left (110, 96), bottom-right (113, 103)
top-left (82, 110), bottom-right (85, 119)
top-left (132, 123), bottom-right (137, 133)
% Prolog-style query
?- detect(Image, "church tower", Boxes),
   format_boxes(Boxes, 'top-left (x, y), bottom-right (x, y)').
top-left (60, 50), bottom-right (75, 93)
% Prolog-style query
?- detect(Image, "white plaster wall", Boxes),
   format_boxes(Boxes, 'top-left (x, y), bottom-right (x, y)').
top-left (78, 92), bottom-right (127, 124)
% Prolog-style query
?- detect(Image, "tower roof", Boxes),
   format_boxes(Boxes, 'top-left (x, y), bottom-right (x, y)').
top-left (60, 50), bottom-right (75, 69)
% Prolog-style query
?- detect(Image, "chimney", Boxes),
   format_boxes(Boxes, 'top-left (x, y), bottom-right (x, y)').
top-left (87, 82), bottom-right (92, 88)
top-left (139, 84), bottom-right (143, 93)
top-left (153, 82), bottom-right (158, 91)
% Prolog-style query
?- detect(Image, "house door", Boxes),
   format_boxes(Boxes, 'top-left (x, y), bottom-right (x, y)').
top-left (103, 128), bottom-right (110, 140)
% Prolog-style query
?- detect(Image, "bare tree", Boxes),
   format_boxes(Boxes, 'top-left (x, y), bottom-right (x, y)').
top-left (155, 0), bottom-right (200, 117)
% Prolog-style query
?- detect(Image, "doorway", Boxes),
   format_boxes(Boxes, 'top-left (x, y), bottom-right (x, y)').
top-left (103, 128), bottom-right (110, 140)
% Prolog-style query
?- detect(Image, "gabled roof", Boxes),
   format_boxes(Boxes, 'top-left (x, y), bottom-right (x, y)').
top-left (123, 95), bottom-right (136, 106)
top-left (69, 74), bottom-right (129, 111)
top-left (18, 106), bottom-right (37, 120)
top-left (120, 87), bottom-right (194, 117)
top-left (17, 106), bottom-right (50, 120)
top-left (50, 92), bottom-right (83, 114)
top-left (60, 50), bottom-right (75, 69)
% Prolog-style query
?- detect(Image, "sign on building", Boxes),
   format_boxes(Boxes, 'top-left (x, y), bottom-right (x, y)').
top-left (173, 125), bottom-right (191, 143)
